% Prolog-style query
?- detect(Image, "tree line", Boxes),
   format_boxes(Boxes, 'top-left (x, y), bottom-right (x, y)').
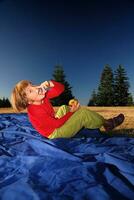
top-left (88, 64), bottom-right (133, 106)
top-left (0, 64), bottom-right (133, 107)
top-left (0, 97), bottom-right (11, 108)
top-left (51, 64), bottom-right (133, 106)
top-left (51, 64), bottom-right (134, 106)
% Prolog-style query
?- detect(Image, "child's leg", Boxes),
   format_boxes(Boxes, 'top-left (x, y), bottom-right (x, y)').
top-left (49, 108), bottom-right (105, 139)
top-left (55, 105), bottom-right (70, 118)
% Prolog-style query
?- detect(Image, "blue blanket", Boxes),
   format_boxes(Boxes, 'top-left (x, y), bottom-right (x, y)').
top-left (0, 114), bottom-right (134, 200)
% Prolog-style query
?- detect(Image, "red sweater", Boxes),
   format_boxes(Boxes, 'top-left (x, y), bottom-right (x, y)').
top-left (27, 80), bottom-right (73, 138)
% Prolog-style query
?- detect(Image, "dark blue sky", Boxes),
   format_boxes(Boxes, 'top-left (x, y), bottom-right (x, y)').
top-left (0, 0), bottom-right (134, 105)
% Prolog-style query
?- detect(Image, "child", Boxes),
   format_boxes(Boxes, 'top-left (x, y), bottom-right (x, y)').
top-left (11, 80), bottom-right (125, 139)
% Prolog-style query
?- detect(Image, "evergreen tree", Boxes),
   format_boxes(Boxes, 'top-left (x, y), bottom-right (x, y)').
top-left (5, 98), bottom-right (11, 107)
top-left (0, 98), bottom-right (2, 107)
top-left (97, 65), bottom-right (114, 106)
top-left (114, 65), bottom-right (130, 106)
top-left (127, 94), bottom-right (134, 106)
top-left (87, 90), bottom-right (97, 106)
top-left (0, 97), bottom-right (11, 108)
top-left (51, 65), bottom-right (74, 106)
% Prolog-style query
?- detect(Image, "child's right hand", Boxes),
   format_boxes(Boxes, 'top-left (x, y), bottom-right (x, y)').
top-left (70, 102), bottom-right (80, 112)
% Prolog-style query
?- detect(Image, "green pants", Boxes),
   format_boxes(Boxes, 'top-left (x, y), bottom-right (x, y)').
top-left (49, 105), bottom-right (105, 139)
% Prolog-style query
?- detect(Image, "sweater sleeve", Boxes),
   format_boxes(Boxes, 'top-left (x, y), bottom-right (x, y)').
top-left (46, 80), bottom-right (64, 99)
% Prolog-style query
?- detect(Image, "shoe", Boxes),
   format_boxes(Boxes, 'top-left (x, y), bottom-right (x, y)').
top-left (104, 113), bottom-right (125, 131)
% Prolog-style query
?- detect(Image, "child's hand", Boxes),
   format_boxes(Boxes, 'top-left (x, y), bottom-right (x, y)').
top-left (69, 99), bottom-right (79, 107)
top-left (70, 102), bottom-right (80, 112)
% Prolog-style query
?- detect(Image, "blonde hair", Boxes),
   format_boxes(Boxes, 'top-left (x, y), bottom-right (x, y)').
top-left (11, 80), bottom-right (31, 112)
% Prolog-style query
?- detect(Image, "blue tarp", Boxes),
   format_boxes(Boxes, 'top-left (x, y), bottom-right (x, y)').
top-left (0, 113), bottom-right (134, 200)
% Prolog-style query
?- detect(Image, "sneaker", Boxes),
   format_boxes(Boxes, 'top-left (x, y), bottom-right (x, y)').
top-left (104, 113), bottom-right (125, 131)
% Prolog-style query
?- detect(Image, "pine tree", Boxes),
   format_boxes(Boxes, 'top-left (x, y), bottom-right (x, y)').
top-left (0, 97), bottom-right (11, 108)
top-left (87, 90), bottom-right (97, 106)
top-left (114, 65), bottom-right (130, 106)
top-left (51, 65), bottom-right (74, 106)
top-left (0, 98), bottom-right (2, 107)
top-left (97, 65), bottom-right (114, 106)
top-left (127, 94), bottom-right (134, 106)
top-left (5, 98), bottom-right (11, 107)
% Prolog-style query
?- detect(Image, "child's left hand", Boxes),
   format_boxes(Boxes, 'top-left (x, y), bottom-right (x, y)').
top-left (69, 99), bottom-right (79, 107)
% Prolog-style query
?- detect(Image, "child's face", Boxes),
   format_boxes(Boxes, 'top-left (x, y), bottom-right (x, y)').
top-left (25, 84), bottom-right (47, 104)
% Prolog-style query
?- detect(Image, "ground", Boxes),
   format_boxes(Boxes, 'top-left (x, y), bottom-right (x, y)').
top-left (0, 106), bottom-right (134, 136)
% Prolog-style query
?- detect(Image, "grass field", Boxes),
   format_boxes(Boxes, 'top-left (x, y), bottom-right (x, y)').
top-left (0, 106), bottom-right (134, 135)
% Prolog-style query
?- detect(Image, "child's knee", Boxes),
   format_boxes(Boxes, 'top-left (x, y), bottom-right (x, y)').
top-left (78, 108), bottom-right (89, 114)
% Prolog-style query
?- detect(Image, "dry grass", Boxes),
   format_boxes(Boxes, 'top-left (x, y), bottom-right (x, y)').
top-left (0, 108), bottom-right (26, 113)
top-left (0, 108), bottom-right (15, 113)
top-left (1, 106), bottom-right (134, 135)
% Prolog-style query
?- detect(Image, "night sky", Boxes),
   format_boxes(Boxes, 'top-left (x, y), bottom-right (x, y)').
top-left (0, 0), bottom-right (134, 105)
